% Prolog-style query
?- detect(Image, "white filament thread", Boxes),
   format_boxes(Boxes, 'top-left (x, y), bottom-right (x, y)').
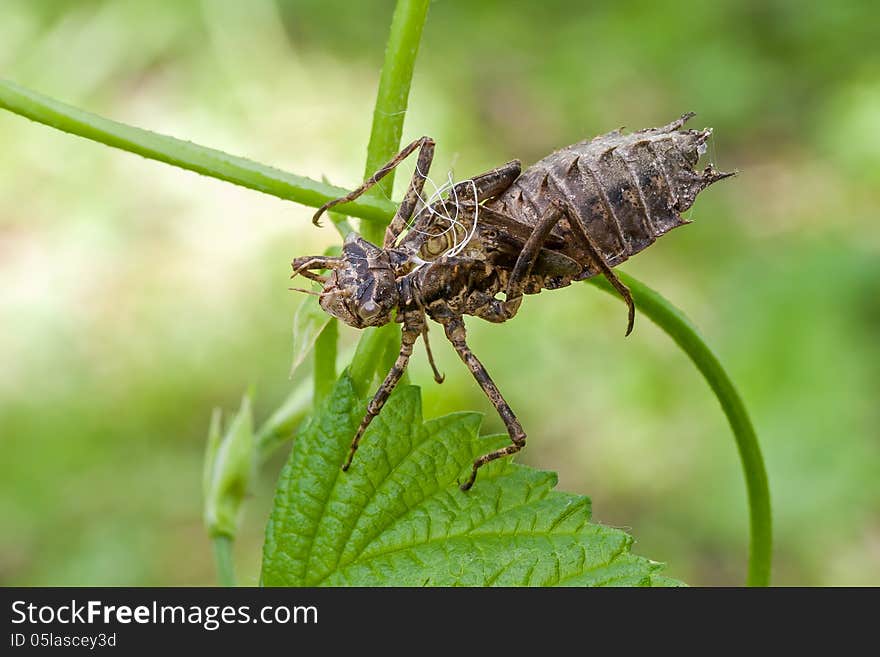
top-left (405, 165), bottom-right (479, 267)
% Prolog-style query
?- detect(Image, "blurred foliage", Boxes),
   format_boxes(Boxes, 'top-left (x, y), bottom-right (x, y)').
top-left (0, 0), bottom-right (877, 586)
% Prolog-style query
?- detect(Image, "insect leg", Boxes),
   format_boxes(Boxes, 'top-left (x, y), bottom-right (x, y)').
top-left (421, 323), bottom-right (445, 383)
top-left (559, 202), bottom-right (636, 336)
top-left (467, 201), bottom-right (568, 322)
top-left (383, 138), bottom-right (436, 249)
top-left (503, 200), bottom-right (568, 311)
top-left (342, 326), bottom-right (420, 472)
top-left (442, 317), bottom-right (525, 491)
top-left (456, 159), bottom-right (522, 202)
top-left (290, 255), bottom-right (342, 282)
top-left (312, 136), bottom-right (434, 228)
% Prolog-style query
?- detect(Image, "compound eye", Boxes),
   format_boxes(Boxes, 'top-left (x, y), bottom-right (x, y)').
top-left (421, 229), bottom-right (457, 260)
top-left (319, 289), bottom-right (359, 328)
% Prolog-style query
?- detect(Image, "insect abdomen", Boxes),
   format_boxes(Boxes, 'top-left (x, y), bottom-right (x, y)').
top-left (487, 113), bottom-right (733, 279)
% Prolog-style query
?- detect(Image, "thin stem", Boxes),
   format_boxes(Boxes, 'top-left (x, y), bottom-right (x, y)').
top-left (254, 341), bottom-right (364, 463)
top-left (313, 319), bottom-right (338, 407)
top-left (588, 273), bottom-right (772, 587)
top-left (346, 0), bottom-right (431, 383)
top-left (360, 0), bottom-right (430, 244)
top-left (348, 323), bottom-right (401, 398)
top-left (0, 79), bottom-right (396, 224)
top-left (212, 535), bottom-right (236, 587)
top-left (254, 385), bottom-right (311, 464)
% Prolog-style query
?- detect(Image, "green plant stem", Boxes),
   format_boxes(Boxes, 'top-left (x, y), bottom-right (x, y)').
top-left (344, 0), bottom-right (431, 384)
top-left (212, 535), bottom-right (236, 587)
top-left (314, 319), bottom-right (338, 407)
top-left (254, 0), bottom-right (430, 460)
top-left (360, 0), bottom-right (430, 245)
top-left (588, 273), bottom-right (772, 587)
top-left (348, 323), bottom-right (401, 398)
top-left (254, 383), bottom-right (311, 463)
top-left (0, 79), bottom-right (396, 225)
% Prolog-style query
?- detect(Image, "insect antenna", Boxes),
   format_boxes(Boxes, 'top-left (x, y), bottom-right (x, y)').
top-left (289, 287), bottom-right (324, 297)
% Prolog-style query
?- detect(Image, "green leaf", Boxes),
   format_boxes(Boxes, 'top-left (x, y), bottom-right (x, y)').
top-left (203, 395), bottom-right (255, 539)
top-left (261, 372), bottom-right (680, 586)
top-left (289, 293), bottom-right (332, 378)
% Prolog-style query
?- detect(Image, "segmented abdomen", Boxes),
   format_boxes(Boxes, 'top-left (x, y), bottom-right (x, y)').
top-left (486, 113), bottom-right (732, 279)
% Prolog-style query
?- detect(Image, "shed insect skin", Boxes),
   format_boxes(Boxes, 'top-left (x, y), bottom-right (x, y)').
top-left (295, 113), bottom-right (734, 490)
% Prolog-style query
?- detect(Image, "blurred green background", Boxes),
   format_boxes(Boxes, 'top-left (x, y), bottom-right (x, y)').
top-left (1, 0), bottom-right (878, 586)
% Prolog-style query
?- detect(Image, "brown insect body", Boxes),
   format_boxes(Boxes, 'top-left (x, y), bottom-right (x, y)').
top-left (488, 113), bottom-right (729, 278)
top-left (400, 113), bottom-right (730, 298)
top-left (295, 113), bottom-right (733, 490)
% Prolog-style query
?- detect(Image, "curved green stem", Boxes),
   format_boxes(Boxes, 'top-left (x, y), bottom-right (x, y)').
top-left (212, 535), bottom-right (236, 587)
top-left (588, 273), bottom-right (772, 586)
top-left (0, 79), bottom-right (397, 224)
